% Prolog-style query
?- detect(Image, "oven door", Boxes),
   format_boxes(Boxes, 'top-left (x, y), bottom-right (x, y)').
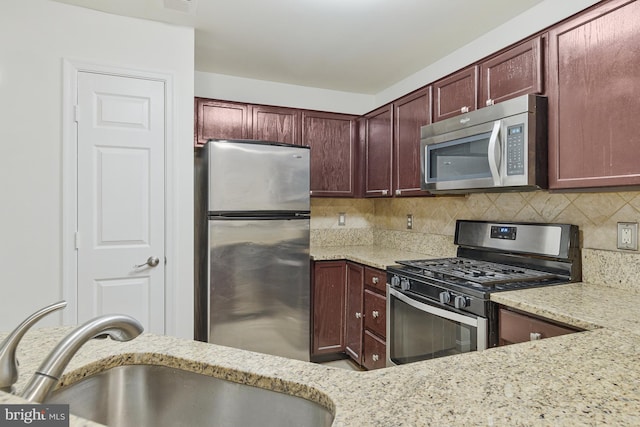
top-left (386, 286), bottom-right (487, 366)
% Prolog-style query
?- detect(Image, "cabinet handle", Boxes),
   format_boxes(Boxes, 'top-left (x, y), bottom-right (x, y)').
top-left (530, 332), bottom-right (542, 341)
top-left (309, 190), bottom-right (313, 195)
top-left (381, 189), bottom-right (389, 196)
top-left (372, 310), bottom-right (379, 318)
top-left (355, 312), bottom-right (362, 319)
top-left (372, 354), bottom-right (379, 362)
top-left (372, 277), bottom-right (379, 284)
top-left (486, 99), bottom-right (495, 106)
top-left (395, 189), bottom-right (401, 195)
top-left (460, 106), bottom-right (470, 113)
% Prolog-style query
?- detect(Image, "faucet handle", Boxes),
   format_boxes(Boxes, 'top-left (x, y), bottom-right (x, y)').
top-left (0, 301), bottom-right (67, 393)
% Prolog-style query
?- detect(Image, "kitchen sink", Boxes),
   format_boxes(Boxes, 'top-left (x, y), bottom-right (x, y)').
top-left (45, 364), bottom-right (334, 427)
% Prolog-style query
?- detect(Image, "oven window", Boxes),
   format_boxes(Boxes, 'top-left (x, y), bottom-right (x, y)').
top-left (427, 131), bottom-right (492, 182)
top-left (389, 293), bottom-right (478, 365)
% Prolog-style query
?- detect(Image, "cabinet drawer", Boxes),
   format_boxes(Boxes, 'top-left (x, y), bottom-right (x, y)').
top-left (364, 289), bottom-right (386, 338)
top-left (364, 267), bottom-right (386, 293)
top-left (362, 330), bottom-right (386, 370)
top-left (499, 308), bottom-right (577, 345)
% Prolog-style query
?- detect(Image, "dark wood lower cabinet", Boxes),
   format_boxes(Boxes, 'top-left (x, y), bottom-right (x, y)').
top-left (312, 261), bottom-right (387, 369)
top-left (312, 261), bottom-right (346, 355)
top-left (498, 307), bottom-right (579, 346)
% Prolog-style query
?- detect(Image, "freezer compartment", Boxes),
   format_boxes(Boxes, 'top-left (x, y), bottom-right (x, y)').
top-left (206, 140), bottom-right (310, 213)
top-left (207, 216), bottom-right (310, 361)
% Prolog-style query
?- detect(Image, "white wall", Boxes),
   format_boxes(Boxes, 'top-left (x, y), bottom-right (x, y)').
top-left (0, 0), bottom-right (195, 338)
top-left (195, 0), bottom-right (602, 115)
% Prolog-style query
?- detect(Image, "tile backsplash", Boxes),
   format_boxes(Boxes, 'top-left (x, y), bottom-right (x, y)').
top-left (311, 191), bottom-right (640, 289)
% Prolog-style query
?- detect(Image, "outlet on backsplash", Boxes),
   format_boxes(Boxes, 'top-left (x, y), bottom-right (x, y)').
top-left (406, 214), bottom-right (413, 230)
top-left (338, 212), bottom-right (346, 226)
top-left (617, 222), bottom-right (638, 250)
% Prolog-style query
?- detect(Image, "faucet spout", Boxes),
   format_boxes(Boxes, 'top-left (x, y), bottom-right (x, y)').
top-left (20, 314), bottom-right (143, 403)
top-left (0, 301), bottom-right (67, 393)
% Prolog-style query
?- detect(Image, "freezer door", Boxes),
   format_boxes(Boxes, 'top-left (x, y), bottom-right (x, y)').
top-left (208, 217), bottom-right (310, 361)
top-left (207, 140), bottom-right (310, 213)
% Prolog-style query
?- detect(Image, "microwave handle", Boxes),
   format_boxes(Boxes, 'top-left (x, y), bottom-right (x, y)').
top-left (487, 120), bottom-right (502, 186)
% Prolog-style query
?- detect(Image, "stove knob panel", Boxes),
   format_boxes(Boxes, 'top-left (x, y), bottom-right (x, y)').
top-left (439, 291), bottom-right (451, 304)
top-left (454, 296), bottom-right (470, 309)
top-left (390, 275), bottom-right (400, 287)
top-left (400, 278), bottom-right (410, 291)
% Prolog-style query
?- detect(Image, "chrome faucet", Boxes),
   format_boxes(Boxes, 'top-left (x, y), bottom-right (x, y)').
top-left (0, 301), bottom-right (67, 394)
top-left (20, 314), bottom-right (144, 403)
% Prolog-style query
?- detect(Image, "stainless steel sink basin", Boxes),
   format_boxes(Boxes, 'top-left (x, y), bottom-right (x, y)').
top-left (46, 364), bottom-right (334, 427)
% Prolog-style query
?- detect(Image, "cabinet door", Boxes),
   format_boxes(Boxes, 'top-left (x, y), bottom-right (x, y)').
top-left (394, 87), bottom-right (432, 196)
top-left (479, 36), bottom-right (544, 107)
top-left (345, 262), bottom-right (364, 364)
top-left (252, 105), bottom-right (301, 145)
top-left (364, 104), bottom-right (393, 197)
top-left (498, 308), bottom-right (577, 346)
top-left (302, 111), bottom-right (358, 197)
top-left (312, 261), bottom-right (346, 355)
top-left (363, 289), bottom-right (386, 339)
top-left (548, 0), bottom-right (640, 189)
top-left (362, 330), bottom-right (386, 370)
top-left (194, 98), bottom-right (250, 147)
top-left (433, 66), bottom-right (478, 122)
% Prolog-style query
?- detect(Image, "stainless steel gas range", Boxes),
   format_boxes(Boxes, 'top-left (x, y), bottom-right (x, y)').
top-left (386, 220), bottom-right (581, 366)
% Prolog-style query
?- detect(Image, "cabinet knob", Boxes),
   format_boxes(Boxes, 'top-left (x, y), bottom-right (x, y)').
top-left (372, 277), bottom-right (379, 284)
top-left (486, 99), bottom-right (495, 106)
top-left (309, 190), bottom-right (313, 195)
top-left (372, 354), bottom-right (379, 362)
top-left (355, 312), bottom-right (362, 319)
top-left (372, 310), bottom-right (379, 318)
top-left (530, 332), bottom-right (542, 341)
top-left (460, 106), bottom-right (470, 114)
top-left (395, 189), bottom-right (401, 195)
top-left (381, 189), bottom-right (389, 196)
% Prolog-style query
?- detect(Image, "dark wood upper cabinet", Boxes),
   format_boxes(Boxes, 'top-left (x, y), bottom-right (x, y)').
top-left (479, 36), bottom-right (544, 107)
top-left (195, 98), bottom-right (250, 146)
top-left (433, 66), bottom-right (478, 122)
top-left (302, 111), bottom-right (358, 197)
top-left (394, 87), bottom-right (432, 196)
top-left (251, 105), bottom-right (301, 145)
top-left (364, 104), bottom-right (394, 197)
top-left (547, 0), bottom-right (640, 189)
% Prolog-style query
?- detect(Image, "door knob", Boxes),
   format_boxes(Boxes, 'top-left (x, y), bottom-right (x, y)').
top-left (134, 256), bottom-right (160, 268)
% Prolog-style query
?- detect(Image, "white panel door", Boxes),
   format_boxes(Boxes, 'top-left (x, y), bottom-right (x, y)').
top-left (76, 72), bottom-right (165, 333)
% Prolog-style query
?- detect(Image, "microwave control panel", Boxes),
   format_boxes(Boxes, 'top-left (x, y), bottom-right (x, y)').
top-left (506, 124), bottom-right (525, 176)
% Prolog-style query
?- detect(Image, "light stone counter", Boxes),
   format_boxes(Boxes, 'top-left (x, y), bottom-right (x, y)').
top-left (2, 248), bottom-right (640, 426)
top-left (310, 245), bottom-right (434, 270)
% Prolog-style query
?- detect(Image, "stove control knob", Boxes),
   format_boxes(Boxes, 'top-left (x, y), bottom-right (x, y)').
top-left (400, 278), bottom-right (410, 291)
top-left (454, 296), bottom-right (469, 309)
top-left (390, 275), bottom-right (400, 287)
top-left (439, 291), bottom-right (451, 304)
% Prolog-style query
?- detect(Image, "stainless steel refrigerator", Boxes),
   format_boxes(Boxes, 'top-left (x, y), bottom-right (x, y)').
top-left (195, 139), bottom-right (311, 361)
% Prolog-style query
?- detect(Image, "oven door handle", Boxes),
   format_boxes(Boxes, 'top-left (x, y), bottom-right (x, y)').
top-left (388, 287), bottom-right (480, 328)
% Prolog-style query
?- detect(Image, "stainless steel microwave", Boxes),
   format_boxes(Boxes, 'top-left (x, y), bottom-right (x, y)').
top-left (421, 94), bottom-right (547, 194)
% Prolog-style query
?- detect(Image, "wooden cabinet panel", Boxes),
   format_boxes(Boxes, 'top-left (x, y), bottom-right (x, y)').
top-left (252, 105), bottom-right (301, 145)
top-left (364, 289), bottom-right (386, 338)
top-left (479, 36), bottom-right (544, 107)
top-left (394, 87), bottom-right (432, 196)
top-left (498, 308), bottom-right (578, 346)
top-left (364, 104), bottom-right (393, 197)
top-left (548, 0), bottom-right (640, 189)
top-left (302, 111), bottom-right (358, 197)
top-left (195, 98), bottom-right (250, 146)
top-left (362, 330), bottom-right (386, 370)
top-left (364, 266), bottom-right (386, 294)
top-left (312, 261), bottom-right (346, 355)
top-left (345, 262), bottom-right (364, 364)
top-left (433, 66), bottom-right (478, 122)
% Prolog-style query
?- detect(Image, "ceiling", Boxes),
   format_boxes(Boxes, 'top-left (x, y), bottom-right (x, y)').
top-left (52, 0), bottom-right (545, 94)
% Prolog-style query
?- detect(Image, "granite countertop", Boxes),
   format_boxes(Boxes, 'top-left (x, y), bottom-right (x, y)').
top-left (310, 245), bottom-right (434, 269)
top-left (2, 247), bottom-right (640, 426)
